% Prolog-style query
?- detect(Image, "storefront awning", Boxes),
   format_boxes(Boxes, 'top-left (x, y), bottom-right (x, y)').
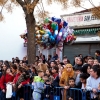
top-left (74, 36), bottom-right (100, 43)
top-left (74, 28), bottom-right (100, 35)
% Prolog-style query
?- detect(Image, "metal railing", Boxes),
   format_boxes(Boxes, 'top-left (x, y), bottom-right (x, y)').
top-left (0, 85), bottom-right (100, 100)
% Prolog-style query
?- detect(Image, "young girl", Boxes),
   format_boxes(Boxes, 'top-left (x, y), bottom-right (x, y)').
top-left (30, 67), bottom-right (37, 83)
top-left (0, 68), bottom-right (14, 91)
top-left (46, 69), bottom-right (54, 84)
top-left (0, 68), bottom-right (14, 100)
top-left (13, 67), bottom-right (30, 100)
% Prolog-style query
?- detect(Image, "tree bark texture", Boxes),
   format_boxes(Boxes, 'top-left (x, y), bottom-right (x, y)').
top-left (25, 13), bottom-right (36, 64)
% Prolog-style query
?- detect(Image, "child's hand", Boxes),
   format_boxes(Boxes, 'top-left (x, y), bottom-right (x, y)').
top-left (64, 86), bottom-right (69, 89)
top-left (69, 97), bottom-right (73, 100)
top-left (12, 84), bottom-right (15, 87)
top-left (2, 89), bottom-right (5, 93)
top-left (18, 84), bottom-right (22, 88)
top-left (92, 88), bottom-right (97, 94)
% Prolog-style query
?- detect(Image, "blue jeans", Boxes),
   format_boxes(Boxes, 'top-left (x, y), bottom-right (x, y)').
top-left (33, 92), bottom-right (41, 100)
top-left (0, 90), bottom-right (6, 100)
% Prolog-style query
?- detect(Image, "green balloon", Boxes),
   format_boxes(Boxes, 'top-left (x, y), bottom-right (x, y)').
top-left (44, 18), bottom-right (49, 23)
top-left (51, 22), bottom-right (56, 30)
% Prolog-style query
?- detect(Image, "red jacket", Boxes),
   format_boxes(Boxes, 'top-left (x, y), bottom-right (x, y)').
top-left (13, 73), bottom-right (30, 85)
top-left (13, 73), bottom-right (21, 84)
top-left (53, 73), bottom-right (58, 79)
top-left (0, 74), bottom-right (14, 90)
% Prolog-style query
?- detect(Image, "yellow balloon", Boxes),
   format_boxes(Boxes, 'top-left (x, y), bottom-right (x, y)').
top-left (39, 30), bottom-right (45, 35)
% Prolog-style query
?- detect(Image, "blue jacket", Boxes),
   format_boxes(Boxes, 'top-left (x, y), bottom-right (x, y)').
top-left (33, 76), bottom-right (44, 93)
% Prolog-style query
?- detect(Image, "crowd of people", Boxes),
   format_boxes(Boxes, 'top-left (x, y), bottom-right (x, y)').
top-left (0, 50), bottom-right (100, 100)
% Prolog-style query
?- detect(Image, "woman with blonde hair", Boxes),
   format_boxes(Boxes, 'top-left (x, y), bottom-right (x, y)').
top-left (38, 62), bottom-right (48, 73)
top-left (59, 64), bottom-right (76, 100)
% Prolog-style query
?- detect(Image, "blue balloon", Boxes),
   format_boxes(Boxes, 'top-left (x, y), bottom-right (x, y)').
top-left (49, 35), bottom-right (55, 43)
top-left (46, 29), bottom-right (55, 43)
top-left (51, 17), bottom-right (56, 21)
top-left (54, 18), bottom-right (61, 24)
top-left (63, 21), bottom-right (68, 27)
top-left (46, 30), bottom-right (52, 36)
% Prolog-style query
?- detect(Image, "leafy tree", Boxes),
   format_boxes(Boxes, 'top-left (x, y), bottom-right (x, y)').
top-left (0, 0), bottom-right (99, 64)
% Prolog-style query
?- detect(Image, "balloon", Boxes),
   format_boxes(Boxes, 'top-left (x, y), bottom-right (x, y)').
top-left (58, 22), bottom-right (63, 32)
top-left (36, 34), bottom-right (42, 39)
top-left (44, 21), bottom-right (53, 33)
top-left (39, 30), bottom-right (45, 35)
top-left (46, 29), bottom-right (52, 36)
top-left (45, 30), bottom-right (55, 43)
top-left (34, 17), bottom-right (75, 48)
top-left (44, 18), bottom-right (50, 23)
top-left (51, 22), bottom-right (56, 31)
top-left (36, 30), bottom-right (39, 34)
top-left (63, 26), bottom-right (68, 40)
top-left (54, 18), bottom-right (61, 24)
top-left (65, 34), bottom-right (74, 42)
top-left (43, 33), bottom-right (49, 38)
top-left (42, 36), bottom-right (48, 44)
top-left (37, 40), bottom-right (42, 44)
top-left (53, 24), bottom-right (58, 39)
top-left (51, 17), bottom-right (56, 21)
top-left (63, 21), bottom-right (68, 27)
top-left (49, 35), bottom-right (55, 43)
top-left (57, 28), bottom-right (63, 42)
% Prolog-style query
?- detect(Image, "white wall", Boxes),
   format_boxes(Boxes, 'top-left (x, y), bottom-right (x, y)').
top-left (0, 7), bottom-right (27, 61)
top-left (0, 0), bottom-right (99, 61)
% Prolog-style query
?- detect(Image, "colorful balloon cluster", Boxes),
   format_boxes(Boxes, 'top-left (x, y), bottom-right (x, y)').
top-left (35, 17), bottom-right (76, 49)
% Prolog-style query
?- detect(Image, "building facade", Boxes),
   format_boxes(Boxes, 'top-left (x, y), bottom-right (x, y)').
top-left (61, 11), bottom-right (100, 63)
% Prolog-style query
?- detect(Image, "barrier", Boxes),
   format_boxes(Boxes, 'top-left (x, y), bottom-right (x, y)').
top-left (68, 88), bottom-right (86, 100)
top-left (0, 85), bottom-right (100, 100)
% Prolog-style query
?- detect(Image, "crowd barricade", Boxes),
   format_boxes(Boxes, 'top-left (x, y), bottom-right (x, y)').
top-left (0, 84), bottom-right (100, 100)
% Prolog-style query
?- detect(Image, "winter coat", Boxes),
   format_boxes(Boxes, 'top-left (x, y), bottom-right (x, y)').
top-left (0, 73), bottom-right (14, 90)
top-left (13, 73), bottom-right (30, 86)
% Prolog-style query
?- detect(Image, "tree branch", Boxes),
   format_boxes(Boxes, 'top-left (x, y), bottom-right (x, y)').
top-left (89, 0), bottom-right (100, 11)
top-left (25, 0), bottom-right (31, 4)
top-left (16, 0), bottom-right (25, 7)
top-left (0, 0), bottom-right (8, 13)
top-left (88, 0), bottom-right (100, 18)
top-left (32, 0), bottom-right (39, 9)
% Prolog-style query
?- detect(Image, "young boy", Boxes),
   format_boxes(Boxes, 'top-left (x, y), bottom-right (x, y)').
top-left (43, 74), bottom-right (50, 85)
top-left (32, 70), bottom-right (45, 100)
top-left (43, 74), bottom-right (51, 99)
top-left (67, 78), bottom-right (81, 100)
top-left (67, 78), bottom-right (76, 100)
